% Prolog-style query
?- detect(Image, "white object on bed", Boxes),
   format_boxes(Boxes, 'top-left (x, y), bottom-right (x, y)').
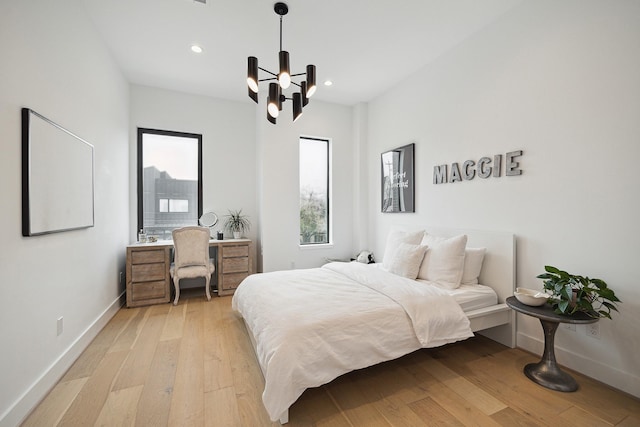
top-left (381, 229), bottom-right (424, 268)
top-left (232, 262), bottom-right (474, 422)
top-left (386, 243), bottom-right (428, 279)
top-left (417, 233), bottom-right (468, 288)
top-left (461, 247), bottom-right (486, 286)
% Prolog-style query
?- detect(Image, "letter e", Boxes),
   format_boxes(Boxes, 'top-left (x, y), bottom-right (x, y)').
top-left (506, 150), bottom-right (523, 176)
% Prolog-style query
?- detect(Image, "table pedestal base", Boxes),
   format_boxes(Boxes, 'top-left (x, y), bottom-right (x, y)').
top-left (524, 361), bottom-right (577, 392)
top-left (525, 319), bottom-right (578, 392)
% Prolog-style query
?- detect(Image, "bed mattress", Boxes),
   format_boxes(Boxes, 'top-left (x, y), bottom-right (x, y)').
top-left (422, 282), bottom-right (498, 312)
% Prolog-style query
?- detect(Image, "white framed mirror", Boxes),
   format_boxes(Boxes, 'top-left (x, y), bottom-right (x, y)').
top-left (22, 108), bottom-right (95, 236)
top-left (199, 211), bottom-right (218, 236)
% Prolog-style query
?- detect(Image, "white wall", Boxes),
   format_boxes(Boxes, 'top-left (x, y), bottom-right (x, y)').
top-left (259, 99), bottom-right (357, 272)
top-left (366, 0), bottom-right (640, 397)
top-left (352, 103), bottom-right (370, 253)
top-left (0, 1), bottom-right (130, 425)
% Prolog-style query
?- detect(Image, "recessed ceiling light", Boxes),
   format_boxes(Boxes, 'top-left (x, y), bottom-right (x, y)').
top-left (324, 80), bottom-right (333, 86)
top-left (191, 45), bottom-right (203, 53)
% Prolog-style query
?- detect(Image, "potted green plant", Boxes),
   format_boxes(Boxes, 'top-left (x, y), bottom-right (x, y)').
top-left (223, 209), bottom-right (251, 239)
top-left (537, 265), bottom-right (620, 319)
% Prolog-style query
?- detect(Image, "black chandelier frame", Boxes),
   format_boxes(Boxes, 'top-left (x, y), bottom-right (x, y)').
top-left (247, 2), bottom-right (316, 124)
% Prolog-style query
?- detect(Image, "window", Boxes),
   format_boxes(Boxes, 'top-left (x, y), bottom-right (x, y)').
top-left (299, 136), bottom-right (330, 245)
top-left (137, 128), bottom-right (202, 240)
top-left (158, 198), bottom-right (189, 213)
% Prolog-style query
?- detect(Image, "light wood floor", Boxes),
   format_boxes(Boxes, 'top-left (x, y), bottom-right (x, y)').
top-left (22, 290), bottom-right (640, 427)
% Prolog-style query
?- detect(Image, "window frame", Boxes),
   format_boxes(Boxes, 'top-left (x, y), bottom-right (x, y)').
top-left (299, 135), bottom-right (331, 246)
top-left (137, 128), bottom-right (203, 236)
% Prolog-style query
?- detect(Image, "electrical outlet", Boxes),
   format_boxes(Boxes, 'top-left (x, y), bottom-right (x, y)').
top-left (563, 323), bottom-right (576, 332)
top-left (586, 323), bottom-right (600, 339)
top-left (57, 317), bottom-right (63, 336)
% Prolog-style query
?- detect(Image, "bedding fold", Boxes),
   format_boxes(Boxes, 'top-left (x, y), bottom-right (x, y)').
top-left (322, 262), bottom-right (473, 347)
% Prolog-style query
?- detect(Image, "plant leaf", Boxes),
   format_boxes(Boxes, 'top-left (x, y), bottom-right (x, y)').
top-left (557, 300), bottom-right (569, 313)
top-left (545, 265), bottom-right (561, 274)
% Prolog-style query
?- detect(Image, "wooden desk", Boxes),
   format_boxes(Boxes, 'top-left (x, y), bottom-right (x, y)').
top-left (506, 296), bottom-right (598, 392)
top-left (126, 239), bottom-right (252, 307)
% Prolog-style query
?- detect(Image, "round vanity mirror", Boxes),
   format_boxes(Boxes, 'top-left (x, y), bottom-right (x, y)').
top-left (199, 211), bottom-right (218, 229)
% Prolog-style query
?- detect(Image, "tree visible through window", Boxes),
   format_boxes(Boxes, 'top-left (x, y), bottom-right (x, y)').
top-left (300, 137), bottom-right (330, 245)
top-left (137, 128), bottom-right (202, 240)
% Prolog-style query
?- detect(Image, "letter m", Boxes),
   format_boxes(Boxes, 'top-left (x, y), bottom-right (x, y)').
top-left (433, 165), bottom-right (448, 184)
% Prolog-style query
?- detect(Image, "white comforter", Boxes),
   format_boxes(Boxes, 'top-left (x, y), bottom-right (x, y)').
top-left (231, 262), bottom-right (473, 421)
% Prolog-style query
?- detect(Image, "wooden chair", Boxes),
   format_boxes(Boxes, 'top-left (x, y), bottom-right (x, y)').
top-left (170, 226), bottom-right (215, 305)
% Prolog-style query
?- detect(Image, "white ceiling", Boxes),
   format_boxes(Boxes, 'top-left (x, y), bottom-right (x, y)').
top-left (82, 0), bottom-right (522, 106)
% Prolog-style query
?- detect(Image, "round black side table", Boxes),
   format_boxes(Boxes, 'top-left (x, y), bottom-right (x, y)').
top-left (506, 296), bottom-right (598, 392)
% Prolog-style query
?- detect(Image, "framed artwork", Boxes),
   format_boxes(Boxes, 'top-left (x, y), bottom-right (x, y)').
top-left (381, 143), bottom-right (415, 213)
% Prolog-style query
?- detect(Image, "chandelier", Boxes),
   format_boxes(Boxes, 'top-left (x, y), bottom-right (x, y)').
top-left (247, 2), bottom-right (316, 124)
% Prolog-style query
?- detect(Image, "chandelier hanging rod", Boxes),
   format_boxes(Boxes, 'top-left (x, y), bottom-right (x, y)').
top-left (246, 2), bottom-right (317, 124)
top-left (279, 14), bottom-right (283, 52)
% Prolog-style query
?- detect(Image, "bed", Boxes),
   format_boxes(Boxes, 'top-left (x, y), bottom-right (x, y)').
top-left (232, 227), bottom-right (515, 424)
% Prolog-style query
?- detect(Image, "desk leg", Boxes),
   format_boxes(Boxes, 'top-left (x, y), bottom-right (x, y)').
top-left (524, 319), bottom-right (578, 392)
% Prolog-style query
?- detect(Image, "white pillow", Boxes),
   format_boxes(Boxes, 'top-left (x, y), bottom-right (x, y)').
top-left (461, 247), bottom-right (486, 286)
top-left (417, 233), bottom-right (468, 289)
top-left (382, 229), bottom-right (424, 269)
top-left (387, 243), bottom-right (428, 279)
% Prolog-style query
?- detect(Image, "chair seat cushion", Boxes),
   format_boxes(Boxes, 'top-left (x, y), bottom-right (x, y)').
top-left (171, 260), bottom-right (215, 281)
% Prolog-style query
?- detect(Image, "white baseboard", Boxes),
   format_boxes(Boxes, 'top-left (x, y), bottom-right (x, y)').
top-left (517, 331), bottom-right (640, 399)
top-left (0, 292), bottom-right (125, 427)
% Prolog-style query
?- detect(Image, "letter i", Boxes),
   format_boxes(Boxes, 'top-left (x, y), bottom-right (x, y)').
top-left (493, 155), bottom-right (502, 177)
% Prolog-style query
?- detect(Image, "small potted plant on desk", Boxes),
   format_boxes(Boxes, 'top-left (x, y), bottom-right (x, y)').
top-left (537, 265), bottom-right (621, 319)
top-left (224, 209), bottom-right (251, 239)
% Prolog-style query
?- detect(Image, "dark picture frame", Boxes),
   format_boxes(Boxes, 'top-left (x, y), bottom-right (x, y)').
top-left (381, 143), bottom-right (415, 213)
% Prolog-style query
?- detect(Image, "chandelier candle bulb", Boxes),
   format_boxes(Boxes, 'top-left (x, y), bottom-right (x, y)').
top-left (267, 106), bottom-right (276, 124)
top-left (301, 81), bottom-right (309, 106)
top-left (268, 83), bottom-right (280, 118)
top-left (278, 51), bottom-right (291, 89)
top-left (247, 56), bottom-right (259, 92)
top-left (293, 92), bottom-right (303, 122)
top-left (306, 64), bottom-right (316, 97)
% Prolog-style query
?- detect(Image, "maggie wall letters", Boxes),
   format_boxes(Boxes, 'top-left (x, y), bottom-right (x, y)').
top-left (433, 150), bottom-right (523, 184)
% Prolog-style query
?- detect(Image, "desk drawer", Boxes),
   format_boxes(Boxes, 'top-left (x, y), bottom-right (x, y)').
top-left (131, 263), bottom-right (165, 282)
top-left (131, 280), bottom-right (166, 300)
top-left (223, 257), bottom-right (248, 274)
top-left (223, 245), bottom-right (249, 258)
top-left (221, 273), bottom-right (248, 290)
top-left (131, 249), bottom-right (165, 264)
